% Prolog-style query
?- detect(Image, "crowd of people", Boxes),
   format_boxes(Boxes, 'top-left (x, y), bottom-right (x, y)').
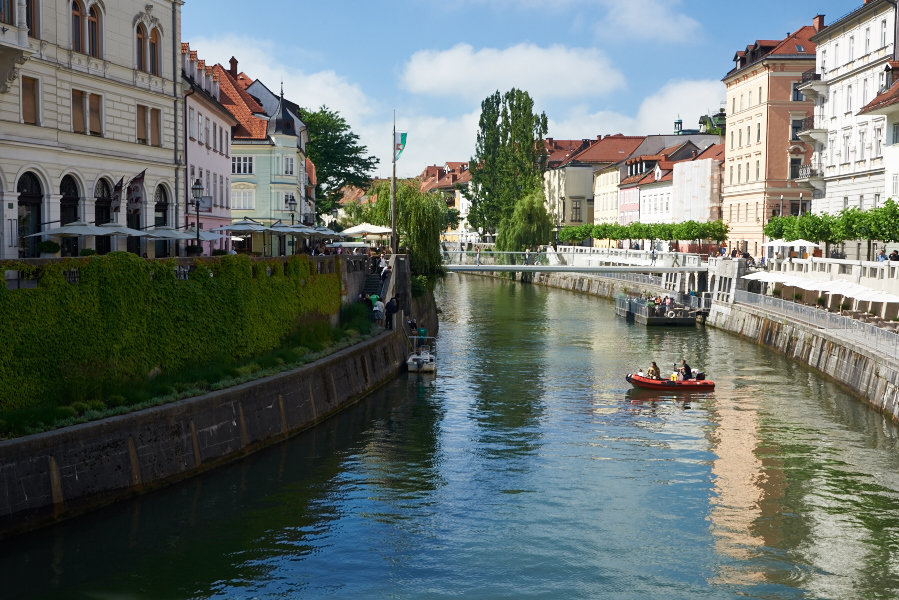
top-left (876, 249), bottom-right (899, 262)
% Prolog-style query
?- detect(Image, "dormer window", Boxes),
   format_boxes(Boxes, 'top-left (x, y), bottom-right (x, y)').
top-left (796, 45), bottom-right (805, 52)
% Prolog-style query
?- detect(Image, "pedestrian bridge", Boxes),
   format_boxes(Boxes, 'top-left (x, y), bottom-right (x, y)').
top-left (442, 246), bottom-right (710, 293)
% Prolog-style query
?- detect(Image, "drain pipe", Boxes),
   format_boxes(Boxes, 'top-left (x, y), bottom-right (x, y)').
top-left (171, 1), bottom-right (182, 255)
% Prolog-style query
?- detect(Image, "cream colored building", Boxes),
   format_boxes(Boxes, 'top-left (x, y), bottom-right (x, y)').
top-left (0, 0), bottom-right (183, 258)
top-left (722, 19), bottom-right (821, 257)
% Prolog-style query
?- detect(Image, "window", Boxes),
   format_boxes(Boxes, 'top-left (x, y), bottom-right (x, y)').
top-left (732, 98), bottom-right (736, 114)
top-left (149, 28), bottom-right (160, 76)
top-left (821, 49), bottom-right (827, 74)
top-left (72, 1), bottom-right (83, 53)
top-left (893, 175), bottom-right (898, 197)
top-left (72, 89), bottom-right (85, 133)
top-left (737, 163), bottom-right (742, 183)
top-left (893, 122), bottom-right (899, 145)
top-left (875, 127), bottom-right (883, 156)
top-left (0, 0), bottom-right (11, 25)
top-left (21, 75), bottom-right (37, 124)
top-left (219, 128), bottom-right (224, 155)
top-left (875, 193), bottom-right (880, 208)
top-left (757, 122), bottom-right (761, 143)
top-left (196, 111), bottom-right (202, 143)
top-left (835, 43), bottom-right (840, 66)
top-left (792, 82), bottom-right (804, 101)
top-left (26, 0), bottom-right (37, 37)
top-left (758, 86), bottom-right (762, 104)
top-left (865, 27), bottom-right (871, 54)
top-left (233, 189), bottom-right (255, 210)
top-left (846, 84), bottom-right (853, 112)
top-left (746, 125), bottom-right (750, 145)
top-left (89, 93), bottom-right (101, 135)
top-left (863, 79), bottom-right (869, 105)
top-left (136, 25), bottom-right (146, 71)
top-left (284, 155), bottom-right (295, 175)
top-left (738, 129), bottom-right (742, 147)
top-left (756, 160), bottom-right (760, 181)
top-left (831, 89), bottom-right (838, 117)
top-left (149, 107), bottom-right (160, 146)
top-left (849, 36), bottom-right (855, 61)
top-left (789, 158), bottom-right (801, 179)
top-left (882, 19), bottom-right (888, 48)
top-left (204, 117), bottom-right (210, 147)
top-left (859, 130), bottom-right (866, 160)
top-left (859, 195), bottom-right (865, 208)
top-left (729, 165), bottom-right (733, 185)
top-left (730, 130), bottom-right (734, 149)
top-left (232, 156), bottom-right (253, 174)
top-left (571, 200), bottom-right (581, 222)
top-left (88, 5), bottom-right (100, 58)
top-left (749, 91), bottom-right (753, 106)
top-left (188, 107), bottom-right (195, 139)
top-left (745, 161), bottom-right (749, 182)
top-left (791, 119), bottom-right (803, 140)
top-left (796, 45), bottom-right (805, 53)
top-left (136, 104), bottom-right (147, 143)
top-left (843, 134), bottom-right (850, 162)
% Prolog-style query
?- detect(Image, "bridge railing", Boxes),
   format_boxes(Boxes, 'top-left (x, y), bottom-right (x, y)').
top-left (442, 246), bottom-right (706, 269)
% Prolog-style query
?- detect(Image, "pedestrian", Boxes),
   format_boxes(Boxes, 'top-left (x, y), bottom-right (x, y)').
top-left (877, 249), bottom-right (887, 262)
top-left (476, 246), bottom-right (481, 265)
top-left (373, 297), bottom-right (385, 327)
top-left (890, 250), bottom-right (899, 261)
top-left (385, 297), bottom-right (398, 330)
top-left (650, 247), bottom-right (657, 265)
top-left (525, 248), bottom-right (530, 265)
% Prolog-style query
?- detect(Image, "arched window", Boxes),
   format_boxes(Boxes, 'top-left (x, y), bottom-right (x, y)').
top-left (136, 24), bottom-right (146, 71)
top-left (60, 175), bottom-right (80, 256)
top-left (149, 28), bottom-right (160, 76)
top-left (154, 185), bottom-right (169, 257)
top-left (88, 5), bottom-right (100, 58)
top-left (17, 172), bottom-right (43, 258)
top-left (71, 1), bottom-right (84, 53)
top-left (94, 178), bottom-right (112, 254)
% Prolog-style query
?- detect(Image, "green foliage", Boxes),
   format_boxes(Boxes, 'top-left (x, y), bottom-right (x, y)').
top-left (79, 248), bottom-right (97, 257)
top-left (0, 253), bottom-right (341, 411)
top-left (36, 240), bottom-right (60, 254)
top-left (297, 105), bottom-right (380, 220)
top-left (495, 189), bottom-right (553, 251)
top-left (584, 220), bottom-right (729, 244)
top-left (366, 179), bottom-right (446, 274)
top-left (466, 88), bottom-right (548, 235)
top-left (411, 274), bottom-right (428, 298)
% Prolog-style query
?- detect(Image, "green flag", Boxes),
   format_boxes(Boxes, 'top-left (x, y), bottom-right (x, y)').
top-left (394, 132), bottom-right (407, 160)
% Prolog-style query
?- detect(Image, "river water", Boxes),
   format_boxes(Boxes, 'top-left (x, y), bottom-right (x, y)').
top-left (5, 274), bottom-right (899, 599)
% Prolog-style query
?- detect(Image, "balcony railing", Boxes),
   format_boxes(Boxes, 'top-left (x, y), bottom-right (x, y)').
top-left (798, 164), bottom-right (823, 179)
top-left (801, 69), bottom-right (822, 83)
top-left (801, 115), bottom-right (817, 131)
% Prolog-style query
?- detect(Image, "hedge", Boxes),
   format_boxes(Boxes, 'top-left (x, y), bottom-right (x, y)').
top-left (0, 252), bottom-right (341, 408)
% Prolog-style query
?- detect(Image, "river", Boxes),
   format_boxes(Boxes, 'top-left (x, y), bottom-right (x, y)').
top-left (4, 274), bottom-right (899, 599)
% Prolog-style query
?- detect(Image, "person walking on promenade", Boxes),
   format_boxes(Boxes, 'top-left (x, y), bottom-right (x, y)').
top-left (476, 247), bottom-right (481, 265)
top-left (385, 297), bottom-right (398, 330)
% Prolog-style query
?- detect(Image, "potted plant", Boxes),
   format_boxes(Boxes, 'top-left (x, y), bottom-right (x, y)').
top-left (816, 296), bottom-right (826, 307)
top-left (186, 244), bottom-right (203, 256)
top-left (793, 292), bottom-right (803, 301)
top-left (36, 240), bottom-right (60, 256)
top-left (772, 288), bottom-right (782, 297)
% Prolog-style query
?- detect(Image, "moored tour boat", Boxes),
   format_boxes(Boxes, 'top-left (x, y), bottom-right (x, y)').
top-left (626, 372), bottom-right (715, 391)
top-left (407, 343), bottom-right (436, 373)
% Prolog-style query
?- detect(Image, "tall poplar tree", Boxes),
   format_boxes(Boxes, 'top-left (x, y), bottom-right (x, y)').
top-left (466, 89), bottom-right (548, 236)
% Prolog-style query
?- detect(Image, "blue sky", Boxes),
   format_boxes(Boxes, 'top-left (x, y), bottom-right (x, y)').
top-left (182, 0), bottom-right (853, 178)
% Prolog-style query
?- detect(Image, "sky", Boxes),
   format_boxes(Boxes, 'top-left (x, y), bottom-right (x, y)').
top-left (182, 0), bottom-right (855, 178)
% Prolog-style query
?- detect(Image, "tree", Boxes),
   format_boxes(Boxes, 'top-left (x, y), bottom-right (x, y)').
top-left (495, 189), bottom-right (553, 252)
top-left (869, 199), bottom-right (899, 244)
top-left (367, 180), bottom-right (446, 274)
top-left (297, 106), bottom-right (379, 220)
top-left (466, 89), bottom-right (548, 236)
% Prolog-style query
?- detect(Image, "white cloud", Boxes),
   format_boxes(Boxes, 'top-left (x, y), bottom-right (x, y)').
top-left (547, 79), bottom-right (725, 138)
top-left (401, 43), bottom-right (625, 101)
top-left (359, 111), bottom-right (482, 179)
top-left (188, 35), bottom-right (374, 127)
top-left (594, 0), bottom-right (701, 43)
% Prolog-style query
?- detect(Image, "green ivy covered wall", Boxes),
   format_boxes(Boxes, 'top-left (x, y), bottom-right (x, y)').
top-left (0, 253), bottom-right (341, 408)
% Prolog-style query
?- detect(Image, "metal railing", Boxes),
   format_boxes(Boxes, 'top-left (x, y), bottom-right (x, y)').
top-left (801, 69), bottom-right (821, 83)
top-left (798, 163), bottom-right (823, 178)
top-left (734, 290), bottom-right (899, 354)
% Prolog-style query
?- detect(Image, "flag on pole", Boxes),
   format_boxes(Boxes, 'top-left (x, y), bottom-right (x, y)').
top-left (394, 132), bottom-right (407, 160)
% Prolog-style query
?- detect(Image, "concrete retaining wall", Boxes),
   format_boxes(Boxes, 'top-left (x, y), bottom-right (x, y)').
top-left (0, 328), bottom-right (408, 538)
top-left (707, 302), bottom-right (899, 420)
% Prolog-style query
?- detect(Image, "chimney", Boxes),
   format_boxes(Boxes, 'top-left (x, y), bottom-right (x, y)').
top-left (813, 14), bottom-right (824, 32)
top-left (229, 56), bottom-right (238, 78)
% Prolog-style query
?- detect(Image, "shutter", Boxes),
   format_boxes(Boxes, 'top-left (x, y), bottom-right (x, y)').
top-left (150, 108), bottom-right (160, 146)
top-left (72, 89), bottom-right (85, 133)
top-left (136, 105), bottom-right (147, 143)
top-left (22, 76), bottom-right (36, 124)
top-left (89, 94), bottom-right (101, 135)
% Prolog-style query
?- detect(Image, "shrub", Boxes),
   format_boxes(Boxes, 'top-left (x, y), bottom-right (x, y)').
top-left (816, 296), bottom-right (826, 306)
top-left (79, 248), bottom-right (97, 256)
top-left (36, 240), bottom-right (60, 254)
top-left (772, 288), bottom-right (782, 297)
top-left (793, 292), bottom-right (803, 301)
top-left (411, 274), bottom-right (428, 298)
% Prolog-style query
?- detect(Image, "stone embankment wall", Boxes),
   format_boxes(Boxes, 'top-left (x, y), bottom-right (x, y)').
top-left (708, 303), bottom-right (899, 419)
top-left (0, 329), bottom-right (409, 539)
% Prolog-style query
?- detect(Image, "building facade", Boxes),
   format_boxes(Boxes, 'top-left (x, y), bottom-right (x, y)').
top-left (0, 0), bottom-right (183, 259)
top-left (799, 1), bottom-right (895, 259)
top-left (722, 19), bottom-right (821, 257)
top-left (182, 43), bottom-right (237, 254)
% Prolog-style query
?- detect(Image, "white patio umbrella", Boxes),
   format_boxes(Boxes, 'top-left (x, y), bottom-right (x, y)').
top-left (26, 221), bottom-right (106, 237)
top-left (183, 228), bottom-right (228, 242)
top-left (210, 218), bottom-right (269, 233)
top-left (785, 239), bottom-right (821, 249)
top-left (341, 223), bottom-right (392, 236)
top-left (95, 222), bottom-right (148, 237)
top-left (760, 239), bottom-right (786, 248)
top-left (144, 226), bottom-right (195, 240)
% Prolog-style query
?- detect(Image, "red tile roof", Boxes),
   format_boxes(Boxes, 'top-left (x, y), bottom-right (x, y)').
top-left (568, 134), bottom-right (645, 165)
top-left (306, 158), bottom-right (316, 186)
top-left (544, 138), bottom-right (593, 167)
top-left (858, 79), bottom-right (899, 115)
top-left (727, 24), bottom-right (817, 77)
top-left (692, 143), bottom-right (724, 161)
top-left (213, 63), bottom-right (267, 140)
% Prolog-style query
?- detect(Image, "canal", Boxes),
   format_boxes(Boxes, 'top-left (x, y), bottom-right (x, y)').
top-left (4, 274), bottom-right (899, 599)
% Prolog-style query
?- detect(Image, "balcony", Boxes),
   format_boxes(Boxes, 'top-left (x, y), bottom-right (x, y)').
top-left (0, 18), bottom-right (32, 93)
top-left (794, 163), bottom-right (825, 194)
top-left (796, 115), bottom-right (827, 145)
top-left (797, 69), bottom-right (827, 99)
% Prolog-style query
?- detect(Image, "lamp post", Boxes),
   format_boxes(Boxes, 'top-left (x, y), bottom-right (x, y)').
top-left (191, 178), bottom-right (203, 255)
top-left (287, 195), bottom-right (297, 225)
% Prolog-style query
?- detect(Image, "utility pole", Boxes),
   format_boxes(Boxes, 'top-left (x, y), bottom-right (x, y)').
top-left (391, 110), bottom-right (397, 254)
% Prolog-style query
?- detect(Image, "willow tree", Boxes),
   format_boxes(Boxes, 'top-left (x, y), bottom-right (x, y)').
top-left (466, 88), bottom-right (548, 236)
top-left (495, 189), bottom-right (553, 251)
top-left (366, 179), bottom-right (446, 274)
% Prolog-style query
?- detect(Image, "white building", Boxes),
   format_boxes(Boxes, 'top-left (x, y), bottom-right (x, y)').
top-left (799, 1), bottom-right (894, 228)
top-left (0, 0), bottom-right (183, 258)
top-left (671, 144), bottom-right (725, 223)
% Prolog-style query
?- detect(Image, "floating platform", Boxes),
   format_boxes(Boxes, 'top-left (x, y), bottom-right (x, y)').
top-left (615, 297), bottom-right (698, 326)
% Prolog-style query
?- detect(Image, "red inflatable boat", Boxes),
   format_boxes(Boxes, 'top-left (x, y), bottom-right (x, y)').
top-left (626, 372), bottom-right (715, 391)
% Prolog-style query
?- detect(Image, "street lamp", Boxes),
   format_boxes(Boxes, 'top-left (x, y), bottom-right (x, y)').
top-left (191, 178), bottom-right (203, 254)
top-left (286, 195), bottom-right (297, 225)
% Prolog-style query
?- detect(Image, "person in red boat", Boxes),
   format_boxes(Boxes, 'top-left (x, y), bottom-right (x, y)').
top-left (646, 362), bottom-right (660, 380)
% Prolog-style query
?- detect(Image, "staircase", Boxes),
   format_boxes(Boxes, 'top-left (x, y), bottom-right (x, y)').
top-left (363, 273), bottom-right (383, 297)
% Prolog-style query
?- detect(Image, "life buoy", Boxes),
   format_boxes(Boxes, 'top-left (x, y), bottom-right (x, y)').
top-left (666, 311), bottom-right (676, 318)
